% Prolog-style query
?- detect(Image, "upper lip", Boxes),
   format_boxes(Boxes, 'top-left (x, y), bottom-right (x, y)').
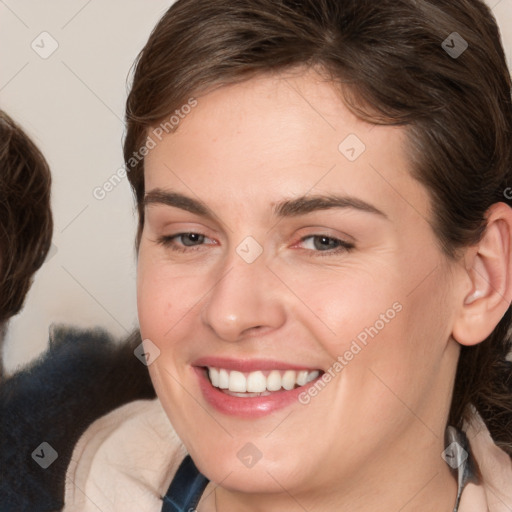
top-left (193, 357), bottom-right (322, 372)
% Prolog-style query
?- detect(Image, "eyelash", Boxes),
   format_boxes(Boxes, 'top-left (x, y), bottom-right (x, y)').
top-left (157, 233), bottom-right (355, 257)
top-left (297, 235), bottom-right (355, 257)
top-left (157, 233), bottom-right (214, 254)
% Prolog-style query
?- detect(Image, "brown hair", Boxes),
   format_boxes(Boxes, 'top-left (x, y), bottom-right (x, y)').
top-left (124, 0), bottom-right (512, 454)
top-left (0, 111), bottom-right (53, 324)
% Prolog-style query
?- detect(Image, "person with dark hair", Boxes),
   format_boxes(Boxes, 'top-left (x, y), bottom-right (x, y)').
top-left (0, 110), bottom-right (53, 379)
top-left (0, 113), bottom-right (155, 511)
top-left (7, 0), bottom-right (512, 510)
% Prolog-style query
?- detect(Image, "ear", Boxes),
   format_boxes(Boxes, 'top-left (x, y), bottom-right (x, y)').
top-left (452, 202), bottom-right (512, 346)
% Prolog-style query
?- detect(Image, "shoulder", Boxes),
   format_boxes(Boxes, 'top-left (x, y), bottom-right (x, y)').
top-left (64, 398), bottom-right (186, 512)
top-left (459, 410), bottom-right (512, 512)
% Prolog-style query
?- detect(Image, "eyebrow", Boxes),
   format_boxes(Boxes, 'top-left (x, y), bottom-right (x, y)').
top-left (273, 195), bottom-right (387, 219)
top-left (144, 189), bottom-right (388, 220)
top-left (145, 190), bottom-right (211, 217)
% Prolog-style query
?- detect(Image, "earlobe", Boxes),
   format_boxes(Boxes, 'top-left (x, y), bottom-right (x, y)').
top-left (452, 202), bottom-right (512, 346)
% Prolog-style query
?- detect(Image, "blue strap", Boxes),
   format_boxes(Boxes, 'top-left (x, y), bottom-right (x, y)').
top-left (161, 455), bottom-right (209, 512)
top-left (445, 426), bottom-right (478, 512)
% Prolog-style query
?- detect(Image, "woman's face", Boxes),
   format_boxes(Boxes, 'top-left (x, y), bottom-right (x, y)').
top-left (137, 70), bottom-right (462, 501)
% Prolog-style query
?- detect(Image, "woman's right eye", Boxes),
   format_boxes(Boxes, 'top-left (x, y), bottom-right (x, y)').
top-left (157, 232), bottom-right (212, 252)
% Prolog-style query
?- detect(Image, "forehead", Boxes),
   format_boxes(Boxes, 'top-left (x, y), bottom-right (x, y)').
top-left (143, 70), bottom-right (431, 228)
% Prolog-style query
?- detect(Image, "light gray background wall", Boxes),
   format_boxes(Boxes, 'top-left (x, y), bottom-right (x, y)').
top-left (0, 1), bottom-right (172, 374)
top-left (0, 0), bottom-right (511, 374)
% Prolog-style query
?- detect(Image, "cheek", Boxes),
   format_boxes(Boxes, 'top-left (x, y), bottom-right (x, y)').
top-left (277, 263), bottom-right (404, 359)
top-left (333, 267), bottom-right (455, 428)
top-left (136, 260), bottom-right (170, 342)
top-left (136, 250), bottom-right (203, 343)
top-left (286, 256), bottom-right (453, 402)
top-left (136, 253), bottom-right (203, 411)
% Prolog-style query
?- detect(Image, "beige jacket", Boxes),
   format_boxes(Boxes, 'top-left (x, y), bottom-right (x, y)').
top-left (64, 398), bottom-right (512, 511)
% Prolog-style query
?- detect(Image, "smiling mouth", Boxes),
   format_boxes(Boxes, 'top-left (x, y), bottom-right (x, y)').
top-left (204, 367), bottom-right (323, 397)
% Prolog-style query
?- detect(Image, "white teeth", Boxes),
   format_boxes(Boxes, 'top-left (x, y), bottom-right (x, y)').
top-left (266, 370), bottom-right (282, 391)
top-left (282, 370), bottom-right (296, 390)
top-left (246, 371), bottom-right (267, 393)
top-left (229, 371), bottom-right (246, 392)
top-left (207, 367), bottom-right (321, 393)
top-left (306, 370), bottom-right (320, 383)
top-left (218, 369), bottom-right (229, 389)
top-left (296, 370), bottom-right (308, 386)
top-left (209, 367), bottom-right (219, 387)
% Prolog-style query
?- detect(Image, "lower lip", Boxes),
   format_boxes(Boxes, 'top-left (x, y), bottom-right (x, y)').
top-left (195, 367), bottom-right (320, 418)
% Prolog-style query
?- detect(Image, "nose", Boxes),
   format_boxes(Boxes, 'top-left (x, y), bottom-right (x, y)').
top-left (201, 251), bottom-right (286, 342)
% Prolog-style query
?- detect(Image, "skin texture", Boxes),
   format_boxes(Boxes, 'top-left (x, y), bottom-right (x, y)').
top-left (136, 69), bottom-right (512, 511)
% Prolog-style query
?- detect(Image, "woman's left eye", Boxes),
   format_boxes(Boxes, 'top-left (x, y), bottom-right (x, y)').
top-left (298, 235), bottom-right (354, 255)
